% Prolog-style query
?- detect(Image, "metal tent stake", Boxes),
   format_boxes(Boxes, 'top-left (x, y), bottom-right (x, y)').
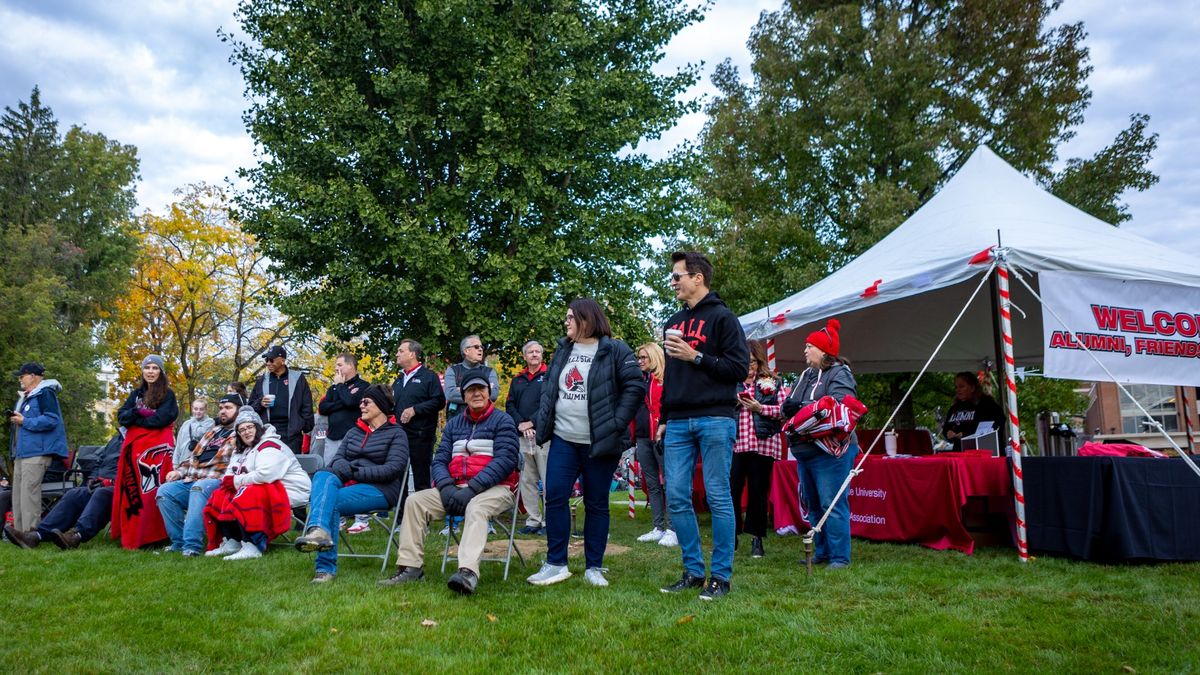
top-left (803, 530), bottom-right (815, 577)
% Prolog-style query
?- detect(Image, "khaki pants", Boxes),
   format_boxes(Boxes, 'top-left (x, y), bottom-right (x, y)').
top-left (13, 456), bottom-right (53, 531)
top-left (394, 485), bottom-right (514, 575)
top-left (518, 436), bottom-right (549, 528)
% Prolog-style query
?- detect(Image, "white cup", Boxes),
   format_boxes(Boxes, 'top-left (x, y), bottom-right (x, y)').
top-left (263, 394), bottom-right (276, 408)
top-left (884, 431), bottom-right (898, 457)
top-left (664, 328), bottom-right (683, 341)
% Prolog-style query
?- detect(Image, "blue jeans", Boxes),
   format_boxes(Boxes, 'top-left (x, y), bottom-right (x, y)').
top-left (306, 471), bottom-right (390, 575)
top-left (156, 478), bottom-right (219, 554)
top-left (795, 443), bottom-right (859, 564)
top-left (544, 435), bottom-right (619, 569)
top-left (664, 416), bottom-right (736, 582)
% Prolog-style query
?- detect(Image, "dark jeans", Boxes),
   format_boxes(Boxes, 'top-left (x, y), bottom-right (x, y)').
top-left (407, 432), bottom-right (434, 491)
top-left (280, 431), bottom-right (304, 457)
top-left (544, 435), bottom-right (618, 569)
top-left (36, 485), bottom-right (113, 542)
top-left (634, 438), bottom-right (668, 530)
top-left (730, 451), bottom-right (776, 538)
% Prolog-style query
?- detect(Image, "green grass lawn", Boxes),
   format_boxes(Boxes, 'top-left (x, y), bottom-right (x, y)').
top-left (2, 506), bottom-right (1198, 674)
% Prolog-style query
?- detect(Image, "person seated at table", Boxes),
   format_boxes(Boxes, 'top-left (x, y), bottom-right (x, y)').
top-left (782, 319), bottom-right (858, 569)
top-left (942, 372), bottom-right (1004, 451)
top-left (203, 407), bottom-right (311, 560)
top-left (293, 385), bottom-right (409, 584)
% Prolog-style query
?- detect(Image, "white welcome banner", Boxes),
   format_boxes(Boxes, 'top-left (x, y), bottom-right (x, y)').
top-left (1041, 271), bottom-right (1200, 386)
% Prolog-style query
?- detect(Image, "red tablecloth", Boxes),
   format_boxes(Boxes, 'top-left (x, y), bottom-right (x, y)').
top-left (769, 453), bottom-right (1013, 554)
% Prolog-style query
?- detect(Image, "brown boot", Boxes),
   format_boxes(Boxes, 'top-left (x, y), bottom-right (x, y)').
top-left (49, 528), bottom-right (82, 550)
top-left (4, 525), bottom-right (40, 549)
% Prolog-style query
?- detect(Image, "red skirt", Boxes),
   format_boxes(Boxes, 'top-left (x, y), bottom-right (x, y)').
top-left (203, 481), bottom-right (292, 549)
top-left (110, 426), bottom-right (175, 549)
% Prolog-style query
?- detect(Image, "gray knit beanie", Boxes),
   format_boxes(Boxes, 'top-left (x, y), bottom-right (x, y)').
top-left (141, 354), bottom-right (166, 371)
top-left (234, 405), bottom-right (263, 430)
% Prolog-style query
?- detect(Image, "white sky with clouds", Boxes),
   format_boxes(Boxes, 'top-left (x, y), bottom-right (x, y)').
top-left (2, 0), bottom-right (1196, 255)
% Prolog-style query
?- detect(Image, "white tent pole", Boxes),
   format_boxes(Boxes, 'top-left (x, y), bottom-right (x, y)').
top-left (1008, 268), bottom-right (1200, 479)
top-left (995, 261), bottom-right (1030, 563)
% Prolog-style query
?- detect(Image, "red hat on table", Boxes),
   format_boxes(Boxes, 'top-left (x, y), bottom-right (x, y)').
top-left (806, 319), bottom-right (841, 357)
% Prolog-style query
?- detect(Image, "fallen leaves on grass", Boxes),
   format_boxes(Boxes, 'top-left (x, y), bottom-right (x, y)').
top-left (676, 615), bottom-right (695, 625)
top-left (486, 614), bottom-right (498, 623)
top-left (421, 619), bottom-right (438, 628)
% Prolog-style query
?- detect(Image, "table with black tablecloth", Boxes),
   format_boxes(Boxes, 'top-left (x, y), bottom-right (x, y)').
top-left (768, 453), bottom-right (1012, 554)
top-left (1024, 456), bottom-right (1200, 562)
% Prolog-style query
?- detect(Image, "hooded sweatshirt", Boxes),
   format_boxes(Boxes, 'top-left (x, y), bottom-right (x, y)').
top-left (226, 424), bottom-right (312, 506)
top-left (661, 292), bottom-right (750, 420)
top-left (12, 378), bottom-right (68, 459)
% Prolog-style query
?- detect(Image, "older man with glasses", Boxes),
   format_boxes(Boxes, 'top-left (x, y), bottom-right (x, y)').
top-left (442, 334), bottom-right (500, 416)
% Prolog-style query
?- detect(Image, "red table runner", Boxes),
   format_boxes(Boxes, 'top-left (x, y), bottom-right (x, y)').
top-left (768, 453), bottom-right (1012, 554)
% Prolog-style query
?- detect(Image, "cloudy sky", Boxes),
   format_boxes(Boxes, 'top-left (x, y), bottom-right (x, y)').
top-left (2, 0), bottom-right (1196, 255)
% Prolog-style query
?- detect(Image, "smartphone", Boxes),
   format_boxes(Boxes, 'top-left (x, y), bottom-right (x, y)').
top-left (737, 392), bottom-right (754, 401)
top-left (3, 409), bottom-right (14, 417)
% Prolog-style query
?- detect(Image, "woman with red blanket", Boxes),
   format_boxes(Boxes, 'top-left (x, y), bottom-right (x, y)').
top-left (111, 355), bottom-right (179, 549)
top-left (204, 407), bottom-right (311, 560)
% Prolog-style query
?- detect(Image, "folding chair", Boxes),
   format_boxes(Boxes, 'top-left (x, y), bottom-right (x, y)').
top-left (275, 453), bottom-right (325, 546)
top-left (336, 462), bottom-right (410, 573)
top-left (441, 484), bottom-right (526, 580)
top-left (39, 445), bottom-right (102, 513)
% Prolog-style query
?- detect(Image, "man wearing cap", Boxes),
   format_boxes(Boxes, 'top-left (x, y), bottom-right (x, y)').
top-left (379, 373), bottom-right (519, 595)
top-left (4, 429), bottom-right (123, 550)
top-left (392, 339), bottom-right (445, 495)
top-left (249, 345), bottom-right (314, 455)
top-left (155, 394), bottom-right (240, 556)
top-left (443, 334), bottom-right (500, 416)
top-left (7, 362), bottom-right (68, 532)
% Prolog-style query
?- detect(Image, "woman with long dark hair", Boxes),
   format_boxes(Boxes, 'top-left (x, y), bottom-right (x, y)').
top-left (942, 372), bottom-right (1004, 451)
top-left (781, 319), bottom-right (859, 569)
top-left (527, 298), bottom-right (645, 587)
top-left (111, 355), bottom-right (179, 549)
top-left (731, 339), bottom-right (784, 558)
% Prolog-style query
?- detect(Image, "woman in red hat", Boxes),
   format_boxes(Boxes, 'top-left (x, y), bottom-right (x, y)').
top-left (781, 319), bottom-right (859, 568)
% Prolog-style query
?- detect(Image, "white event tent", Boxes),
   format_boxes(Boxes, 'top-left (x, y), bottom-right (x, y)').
top-left (739, 146), bottom-right (1200, 375)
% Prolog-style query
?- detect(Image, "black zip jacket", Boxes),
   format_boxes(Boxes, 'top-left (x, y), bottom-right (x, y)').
top-left (324, 419), bottom-right (409, 507)
top-left (661, 292), bottom-right (749, 420)
top-left (392, 365), bottom-right (446, 439)
top-left (534, 336), bottom-right (646, 459)
top-left (318, 375), bottom-right (370, 442)
top-left (506, 364), bottom-right (550, 425)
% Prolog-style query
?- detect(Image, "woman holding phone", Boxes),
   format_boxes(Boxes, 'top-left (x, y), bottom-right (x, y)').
top-left (731, 340), bottom-right (784, 558)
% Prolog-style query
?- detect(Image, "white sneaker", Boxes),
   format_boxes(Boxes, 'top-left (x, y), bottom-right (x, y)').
top-left (526, 562), bottom-right (572, 586)
top-left (205, 538), bottom-right (242, 557)
top-left (347, 518), bottom-right (371, 534)
top-left (584, 567), bottom-right (609, 587)
top-left (637, 528), bottom-right (666, 543)
top-left (658, 530), bottom-right (678, 547)
top-left (224, 543), bottom-right (263, 561)
top-left (438, 525), bottom-right (451, 536)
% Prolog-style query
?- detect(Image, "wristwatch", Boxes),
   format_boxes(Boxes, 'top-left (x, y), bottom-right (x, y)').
top-left (692, 353), bottom-right (703, 365)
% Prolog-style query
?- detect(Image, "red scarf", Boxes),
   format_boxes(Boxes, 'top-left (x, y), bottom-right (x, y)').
top-left (465, 402), bottom-right (495, 423)
top-left (521, 363), bottom-right (547, 380)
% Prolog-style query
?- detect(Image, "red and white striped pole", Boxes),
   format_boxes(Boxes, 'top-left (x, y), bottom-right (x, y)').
top-left (766, 339), bottom-right (777, 373)
top-left (1181, 388), bottom-right (1197, 453)
top-left (996, 264), bottom-right (1029, 562)
top-left (628, 458), bottom-right (638, 519)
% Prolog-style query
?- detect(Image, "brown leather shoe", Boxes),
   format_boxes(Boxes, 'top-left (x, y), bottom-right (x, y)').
top-left (49, 528), bottom-right (82, 550)
top-left (4, 525), bottom-right (40, 549)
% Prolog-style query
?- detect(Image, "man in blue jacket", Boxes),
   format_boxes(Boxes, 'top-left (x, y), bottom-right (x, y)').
top-left (7, 362), bottom-right (68, 532)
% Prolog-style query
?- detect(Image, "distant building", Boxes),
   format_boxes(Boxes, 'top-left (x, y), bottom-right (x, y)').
top-left (1084, 382), bottom-right (1199, 452)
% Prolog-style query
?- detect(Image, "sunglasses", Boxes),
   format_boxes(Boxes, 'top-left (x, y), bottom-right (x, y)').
top-left (670, 272), bottom-right (698, 282)
top-left (464, 344), bottom-right (483, 350)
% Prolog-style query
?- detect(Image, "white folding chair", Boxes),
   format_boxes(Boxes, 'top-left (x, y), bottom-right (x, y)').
top-left (336, 463), bottom-right (410, 573)
top-left (441, 484), bottom-right (525, 580)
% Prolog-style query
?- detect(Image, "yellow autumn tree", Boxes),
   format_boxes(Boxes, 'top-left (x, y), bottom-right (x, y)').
top-left (106, 184), bottom-right (293, 404)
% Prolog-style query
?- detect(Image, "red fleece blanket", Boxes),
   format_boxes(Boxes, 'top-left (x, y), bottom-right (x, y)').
top-left (110, 426), bottom-right (175, 549)
top-left (203, 481), bottom-right (292, 548)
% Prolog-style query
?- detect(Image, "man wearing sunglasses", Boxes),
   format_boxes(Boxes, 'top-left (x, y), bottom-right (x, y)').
top-left (443, 334), bottom-right (499, 416)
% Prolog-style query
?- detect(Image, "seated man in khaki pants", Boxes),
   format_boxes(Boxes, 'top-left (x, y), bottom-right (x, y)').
top-left (379, 373), bottom-right (519, 595)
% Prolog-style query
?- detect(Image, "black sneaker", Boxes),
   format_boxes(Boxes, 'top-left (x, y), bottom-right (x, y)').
top-left (751, 536), bottom-right (764, 559)
top-left (660, 572), bottom-right (705, 594)
top-left (447, 567), bottom-right (478, 595)
top-left (699, 577), bottom-right (730, 601)
top-left (378, 566), bottom-right (425, 586)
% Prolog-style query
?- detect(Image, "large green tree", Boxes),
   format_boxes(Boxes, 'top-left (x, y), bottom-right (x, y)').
top-left (0, 88), bottom-right (140, 453)
top-left (698, 0), bottom-right (1158, 314)
top-left (228, 0), bottom-right (702, 363)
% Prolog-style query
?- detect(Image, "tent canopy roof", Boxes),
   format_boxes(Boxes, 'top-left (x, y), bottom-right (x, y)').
top-left (740, 146), bottom-right (1200, 374)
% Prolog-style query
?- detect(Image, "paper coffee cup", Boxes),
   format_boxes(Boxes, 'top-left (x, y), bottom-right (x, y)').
top-left (884, 431), bottom-right (897, 456)
top-left (664, 329), bottom-right (683, 340)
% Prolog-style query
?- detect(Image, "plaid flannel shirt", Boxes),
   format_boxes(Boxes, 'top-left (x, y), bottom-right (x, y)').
top-left (177, 427), bottom-right (235, 482)
top-left (733, 381), bottom-right (785, 460)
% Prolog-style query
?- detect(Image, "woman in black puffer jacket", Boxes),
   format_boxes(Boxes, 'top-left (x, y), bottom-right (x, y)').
top-left (295, 385), bottom-right (409, 583)
top-left (527, 298), bottom-right (646, 588)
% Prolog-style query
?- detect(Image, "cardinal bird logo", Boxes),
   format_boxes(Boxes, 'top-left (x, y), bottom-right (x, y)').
top-left (564, 366), bottom-right (585, 392)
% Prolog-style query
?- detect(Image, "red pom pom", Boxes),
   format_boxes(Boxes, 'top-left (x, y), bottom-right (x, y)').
top-left (827, 319), bottom-right (840, 333)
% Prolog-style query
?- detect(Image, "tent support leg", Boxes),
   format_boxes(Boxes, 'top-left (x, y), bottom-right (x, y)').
top-left (996, 264), bottom-right (1031, 563)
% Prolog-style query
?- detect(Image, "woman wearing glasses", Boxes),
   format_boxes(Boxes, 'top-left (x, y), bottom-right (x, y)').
top-left (527, 298), bottom-right (646, 587)
top-left (295, 384), bottom-right (409, 583)
top-left (632, 342), bottom-right (675, 547)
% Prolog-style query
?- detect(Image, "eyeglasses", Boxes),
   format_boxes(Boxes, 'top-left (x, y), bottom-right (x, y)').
top-left (564, 315), bottom-right (577, 323)
top-left (636, 355), bottom-right (649, 361)
top-left (670, 272), bottom-right (698, 282)
top-left (464, 344), bottom-right (483, 350)
top-left (359, 399), bottom-right (375, 408)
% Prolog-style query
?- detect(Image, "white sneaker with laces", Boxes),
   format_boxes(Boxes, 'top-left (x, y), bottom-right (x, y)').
top-left (526, 562), bottom-right (572, 586)
top-left (658, 529), bottom-right (678, 547)
top-left (347, 517), bottom-right (371, 534)
top-left (584, 567), bottom-right (609, 587)
top-left (637, 528), bottom-right (665, 543)
top-left (205, 538), bottom-right (242, 557)
top-left (224, 543), bottom-right (263, 561)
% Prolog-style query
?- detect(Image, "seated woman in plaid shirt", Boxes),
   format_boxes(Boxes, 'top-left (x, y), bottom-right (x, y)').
top-left (731, 339), bottom-right (785, 559)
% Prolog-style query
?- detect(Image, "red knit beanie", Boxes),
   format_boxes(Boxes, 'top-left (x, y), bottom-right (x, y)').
top-left (806, 319), bottom-right (841, 357)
